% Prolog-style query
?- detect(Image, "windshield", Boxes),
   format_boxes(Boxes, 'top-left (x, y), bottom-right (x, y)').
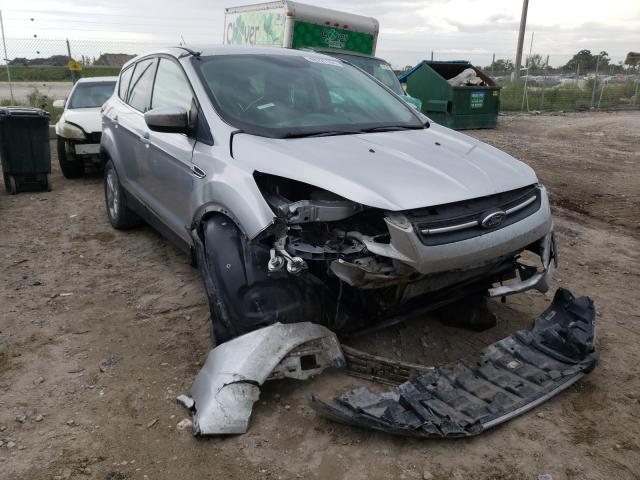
top-left (68, 81), bottom-right (116, 109)
top-left (329, 53), bottom-right (404, 96)
top-left (194, 54), bottom-right (422, 138)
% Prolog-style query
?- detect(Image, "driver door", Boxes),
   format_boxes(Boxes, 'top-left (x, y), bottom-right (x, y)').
top-left (144, 57), bottom-right (198, 246)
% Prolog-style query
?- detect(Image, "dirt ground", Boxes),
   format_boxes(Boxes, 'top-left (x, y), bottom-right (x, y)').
top-left (1, 112), bottom-right (639, 480)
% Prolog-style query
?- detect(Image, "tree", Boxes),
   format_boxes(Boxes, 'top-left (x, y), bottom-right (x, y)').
top-left (526, 54), bottom-right (547, 71)
top-left (486, 58), bottom-right (514, 73)
top-left (624, 52), bottom-right (640, 69)
top-left (563, 50), bottom-right (610, 72)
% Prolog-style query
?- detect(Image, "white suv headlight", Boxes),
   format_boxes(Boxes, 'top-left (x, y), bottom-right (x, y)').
top-left (59, 121), bottom-right (86, 140)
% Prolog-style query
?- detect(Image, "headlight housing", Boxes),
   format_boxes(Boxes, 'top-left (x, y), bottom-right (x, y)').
top-left (58, 121), bottom-right (86, 140)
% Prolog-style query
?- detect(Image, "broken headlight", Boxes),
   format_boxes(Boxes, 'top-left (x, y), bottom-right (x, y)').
top-left (58, 121), bottom-right (86, 140)
top-left (253, 172), bottom-right (364, 225)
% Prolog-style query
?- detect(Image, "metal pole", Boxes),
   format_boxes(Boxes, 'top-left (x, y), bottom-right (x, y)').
top-left (540, 54), bottom-right (548, 111)
top-left (0, 10), bottom-right (14, 104)
top-left (66, 38), bottom-right (76, 84)
top-left (491, 53), bottom-right (495, 77)
top-left (634, 78), bottom-right (639, 106)
top-left (430, 51), bottom-right (433, 61)
top-left (521, 31), bottom-right (534, 112)
top-left (590, 54), bottom-right (600, 109)
top-left (514, 0), bottom-right (529, 80)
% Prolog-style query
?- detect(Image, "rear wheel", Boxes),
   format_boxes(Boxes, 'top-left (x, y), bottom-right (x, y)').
top-left (57, 136), bottom-right (85, 179)
top-left (104, 160), bottom-right (142, 230)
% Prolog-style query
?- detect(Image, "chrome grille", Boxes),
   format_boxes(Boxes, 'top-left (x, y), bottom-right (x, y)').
top-left (406, 185), bottom-right (542, 246)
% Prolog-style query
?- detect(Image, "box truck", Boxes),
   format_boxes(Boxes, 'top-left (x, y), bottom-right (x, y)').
top-left (223, 1), bottom-right (421, 108)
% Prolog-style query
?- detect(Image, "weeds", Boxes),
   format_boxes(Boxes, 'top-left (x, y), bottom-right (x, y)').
top-left (500, 80), bottom-right (639, 111)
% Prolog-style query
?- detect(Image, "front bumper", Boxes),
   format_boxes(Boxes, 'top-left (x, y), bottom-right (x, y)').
top-left (310, 288), bottom-right (597, 438)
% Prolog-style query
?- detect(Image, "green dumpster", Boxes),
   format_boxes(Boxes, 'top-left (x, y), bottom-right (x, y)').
top-left (0, 107), bottom-right (51, 194)
top-left (399, 61), bottom-right (500, 130)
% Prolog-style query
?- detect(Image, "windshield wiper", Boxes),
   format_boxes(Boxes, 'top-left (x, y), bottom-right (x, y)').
top-left (281, 130), bottom-right (361, 139)
top-left (360, 124), bottom-right (427, 133)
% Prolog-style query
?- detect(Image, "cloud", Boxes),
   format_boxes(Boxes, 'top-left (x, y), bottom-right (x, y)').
top-left (3, 0), bottom-right (639, 68)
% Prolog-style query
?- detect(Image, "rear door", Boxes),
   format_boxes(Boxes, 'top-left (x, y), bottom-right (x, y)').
top-left (144, 57), bottom-right (198, 244)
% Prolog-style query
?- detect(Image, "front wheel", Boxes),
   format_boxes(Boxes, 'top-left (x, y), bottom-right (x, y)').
top-left (57, 136), bottom-right (85, 179)
top-left (103, 160), bottom-right (142, 230)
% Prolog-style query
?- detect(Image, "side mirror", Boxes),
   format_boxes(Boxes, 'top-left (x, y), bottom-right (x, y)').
top-left (52, 99), bottom-right (66, 109)
top-left (144, 107), bottom-right (190, 134)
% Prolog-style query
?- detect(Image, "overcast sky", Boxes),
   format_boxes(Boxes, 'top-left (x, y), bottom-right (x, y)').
top-left (1, 0), bottom-right (638, 67)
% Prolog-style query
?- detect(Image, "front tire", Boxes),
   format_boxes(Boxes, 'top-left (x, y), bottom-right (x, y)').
top-left (57, 136), bottom-right (85, 179)
top-left (104, 160), bottom-right (142, 230)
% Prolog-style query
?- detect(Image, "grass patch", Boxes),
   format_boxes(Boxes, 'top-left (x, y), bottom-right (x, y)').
top-left (0, 66), bottom-right (120, 82)
top-left (2, 88), bottom-right (62, 123)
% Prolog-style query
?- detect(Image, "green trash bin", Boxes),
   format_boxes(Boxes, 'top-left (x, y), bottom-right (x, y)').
top-left (399, 61), bottom-right (500, 130)
top-left (0, 107), bottom-right (52, 194)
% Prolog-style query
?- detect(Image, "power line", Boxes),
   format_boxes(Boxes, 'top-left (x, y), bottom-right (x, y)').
top-left (4, 16), bottom-right (216, 28)
top-left (4, 9), bottom-right (219, 22)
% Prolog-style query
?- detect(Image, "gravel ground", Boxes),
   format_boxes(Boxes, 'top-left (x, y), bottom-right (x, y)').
top-left (1, 112), bottom-right (639, 480)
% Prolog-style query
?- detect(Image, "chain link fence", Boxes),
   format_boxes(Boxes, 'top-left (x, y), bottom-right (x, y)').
top-left (1, 37), bottom-right (639, 114)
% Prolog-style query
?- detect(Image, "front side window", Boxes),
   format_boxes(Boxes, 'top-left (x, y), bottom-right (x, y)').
top-left (151, 58), bottom-right (194, 112)
top-left (127, 58), bottom-right (156, 112)
top-left (118, 66), bottom-right (133, 100)
top-left (194, 54), bottom-right (422, 138)
top-left (67, 81), bottom-right (116, 109)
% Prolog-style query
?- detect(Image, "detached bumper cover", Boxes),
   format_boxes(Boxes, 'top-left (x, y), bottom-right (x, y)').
top-left (186, 322), bottom-right (345, 435)
top-left (310, 288), bottom-right (597, 438)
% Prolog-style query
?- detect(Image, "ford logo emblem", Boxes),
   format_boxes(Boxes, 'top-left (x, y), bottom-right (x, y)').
top-left (480, 210), bottom-right (506, 229)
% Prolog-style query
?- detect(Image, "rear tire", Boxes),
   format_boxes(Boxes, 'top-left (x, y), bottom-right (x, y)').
top-left (104, 160), bottom-right (142, 230)
top-left (57, 136), bottom-right (85, 179)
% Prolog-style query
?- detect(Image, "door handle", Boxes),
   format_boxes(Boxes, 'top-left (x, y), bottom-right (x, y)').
top-left (191, 165), bottom-right (206, 179)
top-left (139, 131), bottom-right (150, 147)
top-left (113, 115), bottom-right (119, 128)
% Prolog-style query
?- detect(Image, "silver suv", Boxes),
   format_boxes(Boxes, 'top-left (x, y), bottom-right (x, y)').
top-left (101, 46), bottom-right (556, 343)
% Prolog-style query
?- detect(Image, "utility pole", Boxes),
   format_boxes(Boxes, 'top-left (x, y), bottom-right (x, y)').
top-left (514, 0), bottom-right (529, 80)
top-left (66, 38), bottom-right (76, 84)
top-left (590, 54), bottom-right (601, 109)
top-left (0, 9), bottom-right (14, 104)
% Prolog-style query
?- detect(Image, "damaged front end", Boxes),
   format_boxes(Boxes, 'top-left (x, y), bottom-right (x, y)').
top-left (246, 173), bottom-right (557, 333)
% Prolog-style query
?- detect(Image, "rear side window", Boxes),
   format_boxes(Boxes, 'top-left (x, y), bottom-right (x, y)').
top-left (118, 66), bottom-right (133, 100)
top-left (127, 58), bottom-right (156, 112)
top-left (151, 58), bottom-right (194, 112)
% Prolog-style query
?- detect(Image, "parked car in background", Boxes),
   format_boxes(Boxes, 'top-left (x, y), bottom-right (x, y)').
top-left (53, 76), bottom-right (117, 178)
top-left (101, 47), bottom-right (555, 344)
top-left (326, 51), bottom-right (422, 109)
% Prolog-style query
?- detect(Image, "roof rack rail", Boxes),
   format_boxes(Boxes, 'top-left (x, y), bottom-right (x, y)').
top-left (175, 46), bottom-right (201, 58)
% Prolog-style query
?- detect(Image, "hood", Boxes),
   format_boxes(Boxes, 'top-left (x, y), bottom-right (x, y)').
top-left (58, 107), bottom-right (103, 135)
top-left (234, 124), bottom-right (538, 211)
